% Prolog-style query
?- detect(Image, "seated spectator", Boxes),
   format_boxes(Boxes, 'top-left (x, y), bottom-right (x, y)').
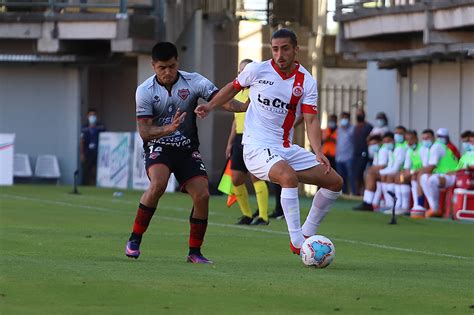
top-left (419, 128), bottom-right (459, 217)
top-left (369, 112), bottom-right (389, 137)
top-left (353, 133), bottom-right (390, 211)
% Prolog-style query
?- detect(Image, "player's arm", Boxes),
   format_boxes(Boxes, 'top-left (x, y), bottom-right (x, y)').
top-left (79, 135), bottom-right (86, 162)
top-left (226, 119), bottom-right (236, 159)
top-left (221, 98), bottom-right (250, 112)
top-left (304, 112), bottom-right (331, 173)
top-left (195, 82), bottom-right (239, 118)
top-left (137, 110), bottom-right (186, 142)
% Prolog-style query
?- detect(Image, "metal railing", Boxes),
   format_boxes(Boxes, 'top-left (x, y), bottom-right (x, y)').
top-left (335, 0), bottom-right (425, 14)
top-left (320, 85), bottom-right (366, 118)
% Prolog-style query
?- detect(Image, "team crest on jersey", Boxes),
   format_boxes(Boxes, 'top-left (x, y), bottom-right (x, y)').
top-left (149, 152), bottom-right (160, 159)
top-left (292, 85), bottom-right (304, 97)
top-left (178, 89), bottom-right (190, 100)
top-left (192, 151), bottom-right (202, 159)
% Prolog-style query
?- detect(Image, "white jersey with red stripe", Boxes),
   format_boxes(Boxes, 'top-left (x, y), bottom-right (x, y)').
top-left (233, 60), bottom-right (318, 149)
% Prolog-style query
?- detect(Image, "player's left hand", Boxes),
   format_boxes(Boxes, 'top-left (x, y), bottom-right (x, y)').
top-left (315, 150), bottom-right (331, 174)
top-left (195, 104), bottom-right (211, 119)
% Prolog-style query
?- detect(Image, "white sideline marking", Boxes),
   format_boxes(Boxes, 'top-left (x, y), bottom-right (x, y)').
top-left (2, 193), bottom-right (474, 261)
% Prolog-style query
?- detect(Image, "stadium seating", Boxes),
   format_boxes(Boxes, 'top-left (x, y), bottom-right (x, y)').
top-left (34, 155), bottom-right (61, 184)
top-left (13, 153), bottom-right (33, 179)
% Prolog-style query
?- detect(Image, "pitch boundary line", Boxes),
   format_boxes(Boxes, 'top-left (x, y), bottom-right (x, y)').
top-left (2, 193), bottom-right (473, 261)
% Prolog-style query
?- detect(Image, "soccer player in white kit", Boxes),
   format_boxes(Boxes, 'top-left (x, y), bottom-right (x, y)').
top-left (195, 29), bottom-right (343, 255)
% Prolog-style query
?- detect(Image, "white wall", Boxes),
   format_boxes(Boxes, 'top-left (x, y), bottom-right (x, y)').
top-left (0, 64), bottom-right (80, 184)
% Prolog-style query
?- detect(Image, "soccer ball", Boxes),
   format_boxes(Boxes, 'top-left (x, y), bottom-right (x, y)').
top-left (300, 235), bottom-right (335, 268)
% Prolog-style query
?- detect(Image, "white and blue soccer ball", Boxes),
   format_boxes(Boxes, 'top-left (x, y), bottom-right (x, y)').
top-left (300, 235), bottom-right (335, 268)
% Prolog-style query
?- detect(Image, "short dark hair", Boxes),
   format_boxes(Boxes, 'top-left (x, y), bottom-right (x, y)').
top-left (271, 28), bottom-right (298, 47)
top-left (341, 111), bottom-right (350, 118)
top-left (329, 114), bottom-right (338, 121)
top-left (368, 134), bottom-right (382, 142)
top-left (461, 130), bottom-right (472, 138)
top-left (406, 129), bottom-right (417, 137)
top-left (87, 108), bottom-right (97, 114)
top-left (152, 42), bottom-right (178, 62)
top-left (422, 129), bottom-right (434, 136)
top-left (376, 112), bottom-right (387, 120)
top-left (383, 132), bottom-right (394, 139)
top-left (395, 125), bottom-right (406, 132)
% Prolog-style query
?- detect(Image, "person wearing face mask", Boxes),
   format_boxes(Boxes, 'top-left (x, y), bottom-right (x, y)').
top-left (353, 108), bottom-right (373, 195)
top-left (369, 112), bottom-right (389, 137)
top-left (419, 128), bottom-right (459, 217)
top-left (336, 112), bottom-right (356, 195)
top-left (322, 114), bottom-right (338, 169)
top-left (378, 126), bottom-right (408, 213)
top-left (80, 108), bottom-right (106, 186)
top-left (408, 129), bottom-right (434, 217)
top-left (353, 133), bottom-right (390, 211)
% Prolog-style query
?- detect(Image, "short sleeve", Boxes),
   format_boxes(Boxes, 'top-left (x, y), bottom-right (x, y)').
top-left (195, 74), bottom-right (219, 101)
top-left (428, 143), bottom-right (445, 166)
top-left (234, 62), bottom-right (258, 91)
top-left (301, 78), bottom-right (318, 115)
top-left (136, 85), bottom-right (154, 119)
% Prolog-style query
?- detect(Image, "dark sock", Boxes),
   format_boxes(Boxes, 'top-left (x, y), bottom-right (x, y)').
top-left (130, 203), bottom-right (156, 240)
top-left (417, 196), bottom-right (425, 207)
top-left (189, 209), bottom-right (208, 255)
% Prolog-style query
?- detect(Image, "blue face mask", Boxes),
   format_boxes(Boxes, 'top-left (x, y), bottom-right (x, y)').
top-left (88, 115), bottom-right (97, 125)
top-left (437, 137), bottom-right (448, 145)
top-left (410, 143), bottom-right (417, 150)
top-left (422, 140), bottom-right (433, 148)
top-left (328, 121), bottom-right (336, 130)
top-left (394, 134), bottom-right (404, 144)
top-left (376, 119), bottom-right (385, 127)
top-left (340, 118), bottom-right (349, 127)
top-left (462, 142), bottom-right (471, 153)
top-left (368, 144), bottom-right (380, 158)
top-left (384, 143), bottom-right (394, 151)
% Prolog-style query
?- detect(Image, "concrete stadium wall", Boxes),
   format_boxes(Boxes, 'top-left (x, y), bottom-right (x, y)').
top-left (0, 64), bottom-right (80, 184)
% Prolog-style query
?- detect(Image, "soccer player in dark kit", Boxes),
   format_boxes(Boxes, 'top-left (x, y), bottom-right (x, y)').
top-left (125, 42), bottom-right (245, 263)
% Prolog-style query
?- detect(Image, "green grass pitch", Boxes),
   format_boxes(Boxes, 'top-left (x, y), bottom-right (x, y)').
top-left (1, 185), bottom-right (473, 314)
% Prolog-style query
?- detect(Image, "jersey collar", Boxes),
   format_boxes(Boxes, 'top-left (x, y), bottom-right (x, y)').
top-left (271, 59), bottom-right (300, 80)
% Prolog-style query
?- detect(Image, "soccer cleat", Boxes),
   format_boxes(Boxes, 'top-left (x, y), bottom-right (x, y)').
top-left (250, 217), bottom-right (269, 225)
top-left (289, 242), bottom-right (301, 256)
top-left (269, 211), bottom-right (284, 220)
top-left (353, 202), bottom-right (373, 211)
top-left (410, 205), bottom-right (426, 219)
top-left (252, 209), bottom-right (259, 218)
top-left (425, 209), bottom-right (442, 218)
top-left (186, 254), bottom-right (214, 264)
top-left (125, 240), bottom-right (141, 259)
top-left (236, 216), bottom-right (253, 225)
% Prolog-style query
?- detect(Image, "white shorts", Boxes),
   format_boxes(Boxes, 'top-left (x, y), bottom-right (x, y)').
top-left (243, 144), bottom-right (319, 181)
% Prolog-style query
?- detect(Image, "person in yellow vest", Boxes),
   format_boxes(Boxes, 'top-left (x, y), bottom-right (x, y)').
top-left (322, 114), bottom-right (337, 169)
top-left (225, 59), bottom-right (270, 225)
top-left (419, 128), bottom-right (459, 217)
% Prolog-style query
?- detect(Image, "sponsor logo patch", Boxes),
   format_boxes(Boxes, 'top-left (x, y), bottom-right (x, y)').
top-left (150, 152), bottom-right (160, 159)
top-left (178, 89), bottom-right (190, 100)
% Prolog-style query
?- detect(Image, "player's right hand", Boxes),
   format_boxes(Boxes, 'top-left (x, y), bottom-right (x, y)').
top-left (169, 109), bottom-right (187, 132)
top-left (194, 104), bottom-right (211, 119)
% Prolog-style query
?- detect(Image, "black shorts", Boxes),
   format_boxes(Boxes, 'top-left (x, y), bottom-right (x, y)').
top-left (230, 134), bottom-right (248, 173)
top-left (144, 143), bottom-right (207, 191)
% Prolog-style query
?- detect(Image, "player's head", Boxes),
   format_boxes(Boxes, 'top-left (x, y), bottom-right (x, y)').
top-left (328, 114), bottom-right (337, 130)
top-left (461, 130), bottom-right (472, 152)
top-left (356, 108), bottom-right (365, 123)
top-left (367, 134), bottom-right (382, 158)
top-left (421, 129), bottom-right (434, 148)
top-left (86, 108), bottom-right (98, 125)
top-left (375, 112), bottom-right (388, 127)
top-left (383, 131), bottom-right (395, 145)
top-left (436, 127), bottom-right (450, 144)
top-left (394, 125), bottom-right (406, 143)
top-left (151, 42), bottom-right (179, 86)
top-left (270, 28), bottom-right (298, 72)
top-left (239, 59), bottom-right (253, 74)
top-left (405, 130), bottom-right (418, 147)
top-left (339, 111), bottom-right (350, 127)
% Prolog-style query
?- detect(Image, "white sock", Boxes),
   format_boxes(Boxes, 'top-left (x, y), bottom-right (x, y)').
top-left (401, 184), bottom-right (411, 210)
top-left (363, 189), bottom-right (375, 204)
top-left (427, 175), bottom-right (440, 211)
top-left (280, 187), bottom-right (304, 247)
top-left (373, 182), bottom-right (382, 206)
top-left (411, 180), bottom-right (419, 207)
top-left (395, 184), bottom-right (402, 209)
top-left (302, 189), bottom-right (341, 237)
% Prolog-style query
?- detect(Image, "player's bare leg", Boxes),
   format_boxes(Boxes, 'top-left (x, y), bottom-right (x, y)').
top-left (184, 176), bottom-right (213, 264)
top-left (296, 165), bottom-right (343, 238)
top-left (126, 164), bottom-right (170, 259)
top-left (268, 160), bottom-right (302, 254)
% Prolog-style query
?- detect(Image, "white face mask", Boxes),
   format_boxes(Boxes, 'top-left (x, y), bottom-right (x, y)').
top-left (328, 121), bottom-right (337, 130)
top-left (422, 140), bottom-right (433, 148)
top-left (394, 134), bottom-right (404, 144)
top-left (461, 142), bottom-right (471, 153)
top-left (340, 118), bottom-right (349, 127)
top-left (88, 115), bottom-right (97, 125)
top-left (384, 143), bottom-right (394, 151)
top-left (376, 119), bottom-right (385, 127)
top-left (437, 137), bottom-right (448, 145)
top-left (368, 144), bottom-right (380, 158)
